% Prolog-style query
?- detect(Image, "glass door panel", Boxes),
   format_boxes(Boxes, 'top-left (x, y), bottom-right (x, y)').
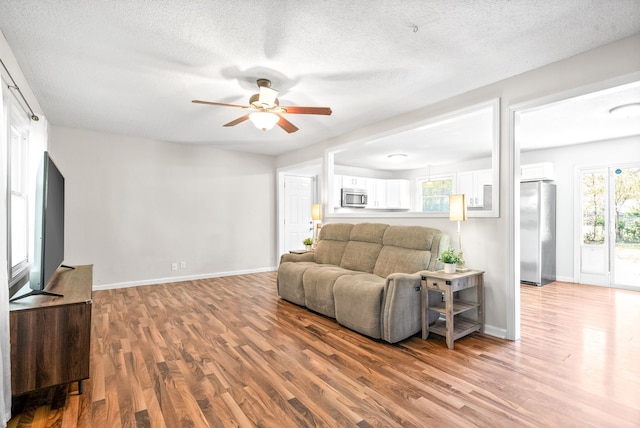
top-left (612, 167), bottom-right (640, 287)
top-left (580, 169), bottom-right (609, 285)
top-left (579, 165), bottom-right (640, 289)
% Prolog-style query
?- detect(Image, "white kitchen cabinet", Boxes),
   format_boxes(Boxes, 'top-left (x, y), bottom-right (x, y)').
top-left (521, 162), bottom-right (554, 182)
top-left (457, 169), bottom-right (492, 208)
top-left (366, 179), bottom-right (410, 209)
top-left (385, 179), bottom-right (410, 209)
top-left (340, 175), bottom-right (368, 189)
top-left (366, 179), bottom-right (386, 208)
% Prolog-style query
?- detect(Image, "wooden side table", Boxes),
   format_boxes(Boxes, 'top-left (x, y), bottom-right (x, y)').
top-left (421, 269), bottom-right (484, 349)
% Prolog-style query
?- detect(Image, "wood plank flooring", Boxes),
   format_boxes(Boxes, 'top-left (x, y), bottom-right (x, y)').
top-left (8, 274), bottom-right (640, 427)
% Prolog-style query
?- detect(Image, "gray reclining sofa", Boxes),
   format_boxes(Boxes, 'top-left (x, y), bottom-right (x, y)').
top-left (277, 223), bottom-right (450, 343)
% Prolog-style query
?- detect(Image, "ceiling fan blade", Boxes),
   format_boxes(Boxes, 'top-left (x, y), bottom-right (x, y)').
top-left (280, 106), bottom-right (332, 115)
top-left (276, 115), bottom-right (299, 133)
top-left (223, 115), bottom-right (250, 127)
top-left (258, 86), bottom-right (278, 107)
top-left (192, 100), bottom-right (248, 108)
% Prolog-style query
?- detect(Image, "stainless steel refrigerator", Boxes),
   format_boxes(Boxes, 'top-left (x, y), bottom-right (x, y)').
top-left (520, 181), bottom-right (556, 286)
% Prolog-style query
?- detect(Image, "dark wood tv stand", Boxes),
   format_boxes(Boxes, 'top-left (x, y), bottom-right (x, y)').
top-left (9, 265), bottom-right (92, 396)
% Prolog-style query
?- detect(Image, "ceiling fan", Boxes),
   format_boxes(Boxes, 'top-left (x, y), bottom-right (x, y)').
top-left (192, 78), bottom-right (332, 133)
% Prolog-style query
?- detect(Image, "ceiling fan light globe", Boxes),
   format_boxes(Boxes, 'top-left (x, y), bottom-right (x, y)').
top-left (249, 112), bottom-right (279, 131)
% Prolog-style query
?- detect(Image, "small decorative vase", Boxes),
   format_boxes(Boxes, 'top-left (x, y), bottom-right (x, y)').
top-left (444, 263), bottom-right (456, 274)
top-left (305, 245), bottom-right (312, 251)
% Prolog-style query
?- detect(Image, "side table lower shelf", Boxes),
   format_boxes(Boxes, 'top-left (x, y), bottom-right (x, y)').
top-left (428, 316), bottom-right (482, 343)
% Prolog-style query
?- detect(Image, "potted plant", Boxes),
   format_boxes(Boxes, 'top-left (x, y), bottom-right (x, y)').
top-left (303, 237), bottom-right (313, 250)
top-left (437, 247), bottom-right (462, 273)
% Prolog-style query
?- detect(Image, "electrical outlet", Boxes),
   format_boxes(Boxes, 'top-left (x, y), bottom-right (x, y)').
top-left (180, 261), bottom-right (186, 269)
top-left (171, 263), bottom-right (178, 271)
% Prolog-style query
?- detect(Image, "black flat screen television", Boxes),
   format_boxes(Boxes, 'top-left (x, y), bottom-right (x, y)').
top-left (10, 151), bottom-right (69, 302)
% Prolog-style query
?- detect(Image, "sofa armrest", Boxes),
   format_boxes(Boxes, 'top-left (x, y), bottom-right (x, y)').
top-left (381, 272), bottom-right (423, 343)
top-left (386, 272), bottom-right (422, 287)
top-left (279, 251), bottom-right (316, 264)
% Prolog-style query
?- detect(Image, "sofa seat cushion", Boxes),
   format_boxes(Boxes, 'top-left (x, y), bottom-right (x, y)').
top-left (302, 266), bottom-right (360, 317)
top-left (333, 273), bottom-right (387, 339)
top-left (277, 261), bottom-right (332, 306)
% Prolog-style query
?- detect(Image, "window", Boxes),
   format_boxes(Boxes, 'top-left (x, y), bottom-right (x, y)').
top-left (581, 169), bottom-right (606, 245)
top-left (418, 175), bottom-right (454, 213)
top-left (7, 102), bottom-right (30, 286)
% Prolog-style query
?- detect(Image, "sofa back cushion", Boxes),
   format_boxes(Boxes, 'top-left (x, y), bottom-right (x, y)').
top-left (340, 223), bottom-right (388, 273)
top-left (314, 223), bottom-right (353, 265)
top-left (373, 225), bottom-right (439, 277)
top-left (383, 225), bottom-right (437, 249)
top-left (374, 247), bottom-right (431, 278)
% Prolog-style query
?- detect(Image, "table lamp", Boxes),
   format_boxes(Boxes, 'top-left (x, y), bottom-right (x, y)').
top-left (311, 204), bottom-right (322, 248)
top-left (449, 194), bottom-right (467, 270)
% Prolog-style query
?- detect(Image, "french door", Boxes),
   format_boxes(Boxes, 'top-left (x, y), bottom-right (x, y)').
top-left (579, 165), bottom-right (640, 289)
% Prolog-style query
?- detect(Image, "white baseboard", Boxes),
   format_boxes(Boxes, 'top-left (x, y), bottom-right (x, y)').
top-left (93, 266), bottom-right (277, 291)
top-left (483, 324), bottom-right (508, 339)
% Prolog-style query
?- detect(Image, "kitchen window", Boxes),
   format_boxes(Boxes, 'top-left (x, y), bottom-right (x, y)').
top-left (418, 175), bottom-right (454, 213)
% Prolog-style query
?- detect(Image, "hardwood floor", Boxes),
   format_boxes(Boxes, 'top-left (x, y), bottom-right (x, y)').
top-left (8, 274), bottom-right (640, 427)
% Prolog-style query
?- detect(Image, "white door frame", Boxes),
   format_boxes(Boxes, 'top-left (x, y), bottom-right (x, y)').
top-left (508, 72), bottom-right (640, 341)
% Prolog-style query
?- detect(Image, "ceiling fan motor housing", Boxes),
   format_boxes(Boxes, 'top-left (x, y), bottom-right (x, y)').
top-left (250, 93), bottom-right (279, 108)
top-left (256, 78), bottom-right (272, 88)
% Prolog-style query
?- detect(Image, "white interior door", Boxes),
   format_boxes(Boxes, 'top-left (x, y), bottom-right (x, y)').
top-left (579, 165), bottom-right (640, 289)
top-left (283, 175), bottom-right (313, 252)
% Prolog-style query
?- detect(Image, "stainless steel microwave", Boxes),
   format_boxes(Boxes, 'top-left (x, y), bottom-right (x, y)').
top-left (341, 188), bottom-right (368, 207)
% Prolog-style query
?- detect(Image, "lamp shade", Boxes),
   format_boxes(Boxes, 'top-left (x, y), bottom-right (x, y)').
top-left (449, 194), bottom-right (467, 221)
top-left (311, 204), bottom-right (321, 220)
top-left (249, 112), bottom-right (279, 131)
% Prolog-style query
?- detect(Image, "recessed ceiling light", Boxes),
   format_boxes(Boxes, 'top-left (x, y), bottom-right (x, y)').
top-left (388, 153), bottom-right (408, 161)
top-left (609, 103), bottom-right (640, 117)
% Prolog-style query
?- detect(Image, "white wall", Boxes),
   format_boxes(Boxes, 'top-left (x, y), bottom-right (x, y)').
top-left (49, 126), bottom-right (277, 288)
top-left (521, 136), bottom-right (640, 282)
top-left (276, 34), bottom-right (640, 339)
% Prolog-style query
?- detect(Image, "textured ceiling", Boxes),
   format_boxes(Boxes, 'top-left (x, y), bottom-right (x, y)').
top-left (1, 0), bottom-right (640, 156)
